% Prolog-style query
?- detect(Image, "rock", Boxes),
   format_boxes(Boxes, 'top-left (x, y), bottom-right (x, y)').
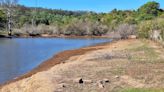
top-left (61, 83), bottom-right (66, 88)
top-left (115, 75), bottom-right (120, 79)
top-left (74, 78), bottom-right (83, 84)
top-left (58, 83), bottom-right (67, 89)
top-left (74, 78), bottom-right (93, 84)
top-left (103, 79), bottom-right (110, 83)
top-left (79, 78), bottom-right (83, 84)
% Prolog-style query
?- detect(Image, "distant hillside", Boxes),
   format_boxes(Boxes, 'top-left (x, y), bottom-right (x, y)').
top-left (0, 1), bottom-right (163, 41)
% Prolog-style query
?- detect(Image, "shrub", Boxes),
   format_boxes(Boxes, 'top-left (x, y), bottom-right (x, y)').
top-left (61, 20), bottom-right (109, 36)
top-left (138, 18), bottom-right (164, 40)
top-left (138, 21), bottom-right (152, 38)
top-left (116, 24), bottom-right (137, 39)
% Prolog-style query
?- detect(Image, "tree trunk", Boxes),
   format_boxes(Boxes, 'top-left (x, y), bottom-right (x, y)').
top-left (7, 8), bottom-right (12, 36)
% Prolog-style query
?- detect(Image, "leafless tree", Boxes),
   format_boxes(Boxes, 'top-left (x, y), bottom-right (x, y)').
top-left (0, 0), bottom-right (18, 36)
top-left (116, 24), bottom-right (136, 39)
top-left (31, 0), bottom-right (38, 32)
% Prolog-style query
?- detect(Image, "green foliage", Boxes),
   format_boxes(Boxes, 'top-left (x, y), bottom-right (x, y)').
top-left (138, 18), bottom-right (164, 39)
top-left (138, 21), bottom-right (152, 38)
top-left (0, 1), bottom-right (164, 38)
top-left (137, 1), bottom-right (161, 20)
top-left (0, 9), bottom-right (6, 28)
top-left (0, 10), bottom-right (5, 19)
top-left (137, 14), bottom-right (155, 20)
top-left (124, 16), bottom-right (137, 24)
top-left (138, 1), bottom-right (160, 16)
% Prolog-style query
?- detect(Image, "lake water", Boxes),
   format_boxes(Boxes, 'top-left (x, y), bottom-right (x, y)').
top-left (0, 38), bottom-right (111, 84)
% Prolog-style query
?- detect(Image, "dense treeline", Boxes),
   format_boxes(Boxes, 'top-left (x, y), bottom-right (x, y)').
top-left (0, 1), bottom-right (164, 40)
top-left (0, 9), bottom-right (6, 29)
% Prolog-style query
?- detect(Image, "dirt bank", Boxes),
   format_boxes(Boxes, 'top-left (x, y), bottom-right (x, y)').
top-left (0, 39), bottom-right (164, 92)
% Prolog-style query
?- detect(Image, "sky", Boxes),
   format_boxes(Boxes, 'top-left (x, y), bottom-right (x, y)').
top-left (19, 0), bottom-right (164, 13)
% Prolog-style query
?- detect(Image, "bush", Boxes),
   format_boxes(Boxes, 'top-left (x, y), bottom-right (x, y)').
top-left (61, 20), bottom-right (109, 36)
top-left (116, 24), bottom-right (137, 39)
top-left (138, 18), bottom-right (164, 40)
top-left (138, 21), bottom-right (152, 38)
top-left (12, 29), bottom-right (27, 36)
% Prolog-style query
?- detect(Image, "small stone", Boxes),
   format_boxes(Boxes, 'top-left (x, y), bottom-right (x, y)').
top-left (59, 83), bottom-right (67, 88)
top-left (115, 75), bottom-right (119, 79)
top-left (74, 78), bottom-right (83, 84)
top-left (79, 78), bottom-right (83, 84)
top-left (103, 79), bottom-right (110, 83)
top-left (62, 84), bottom-right (66, 88)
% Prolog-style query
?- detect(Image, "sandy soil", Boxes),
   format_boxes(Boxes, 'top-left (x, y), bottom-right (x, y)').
top-left (0, 39), bottom-right (164, 92)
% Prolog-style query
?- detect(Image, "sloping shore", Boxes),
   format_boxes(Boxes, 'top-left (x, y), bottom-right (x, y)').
top-left (0, 40), bottom-right (111, 87)
top-left (0, 39), bottom-right (164, 92)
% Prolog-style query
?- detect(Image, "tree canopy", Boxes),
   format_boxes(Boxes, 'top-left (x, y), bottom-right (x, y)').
top-left (0, 1), bottom-right (163, 37)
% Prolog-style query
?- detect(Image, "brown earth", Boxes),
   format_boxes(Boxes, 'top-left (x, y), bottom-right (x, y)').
top-left (0, 39), bottom-right (164, 92)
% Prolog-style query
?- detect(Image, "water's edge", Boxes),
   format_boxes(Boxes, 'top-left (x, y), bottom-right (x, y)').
top-left (0, 39), bottom-right (114, 88)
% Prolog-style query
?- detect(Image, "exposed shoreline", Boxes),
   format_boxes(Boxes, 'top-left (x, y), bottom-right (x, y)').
top-left (0, 38), bottom-right (114, 88)
top-left (0, 39), bottom-right (164, 92)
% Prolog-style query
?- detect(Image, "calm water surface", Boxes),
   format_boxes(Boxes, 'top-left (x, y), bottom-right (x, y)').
top-left (0, 38), bottom-right (111, 84)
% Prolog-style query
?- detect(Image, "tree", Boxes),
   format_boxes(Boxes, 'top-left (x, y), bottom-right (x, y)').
top-left (0, 0), bottom-right (18, 36)
top-left (137, 1), bottom-right (160, 20)
top-left (116, 24), bottom-right (136, 39)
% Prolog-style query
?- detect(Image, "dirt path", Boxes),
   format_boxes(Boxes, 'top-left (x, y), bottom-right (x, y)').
top-left (0, 39), bottom-right (164, 92)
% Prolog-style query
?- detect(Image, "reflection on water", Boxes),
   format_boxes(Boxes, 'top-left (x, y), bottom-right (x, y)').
top-left (0, 38), bottom-right (111, 84)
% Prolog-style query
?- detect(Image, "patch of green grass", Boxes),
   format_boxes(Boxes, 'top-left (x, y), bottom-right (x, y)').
top-left (128, 43), bottom-right (159, 62)
top-left (120, 88), bottom-right (164, 92)
top-left (136, 45), bottom-right (157, 58)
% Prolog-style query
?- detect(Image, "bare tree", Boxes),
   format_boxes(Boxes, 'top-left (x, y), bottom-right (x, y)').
top-left (116, 24), bottom-right (136, 39)
top-left (31, 0), bottom-right (38, 32)
top-left (0, 0), bottom-right (18, 36)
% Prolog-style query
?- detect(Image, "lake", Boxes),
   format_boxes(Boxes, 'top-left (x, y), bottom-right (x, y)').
top-left (0, 38), bottom-right (111, 84)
